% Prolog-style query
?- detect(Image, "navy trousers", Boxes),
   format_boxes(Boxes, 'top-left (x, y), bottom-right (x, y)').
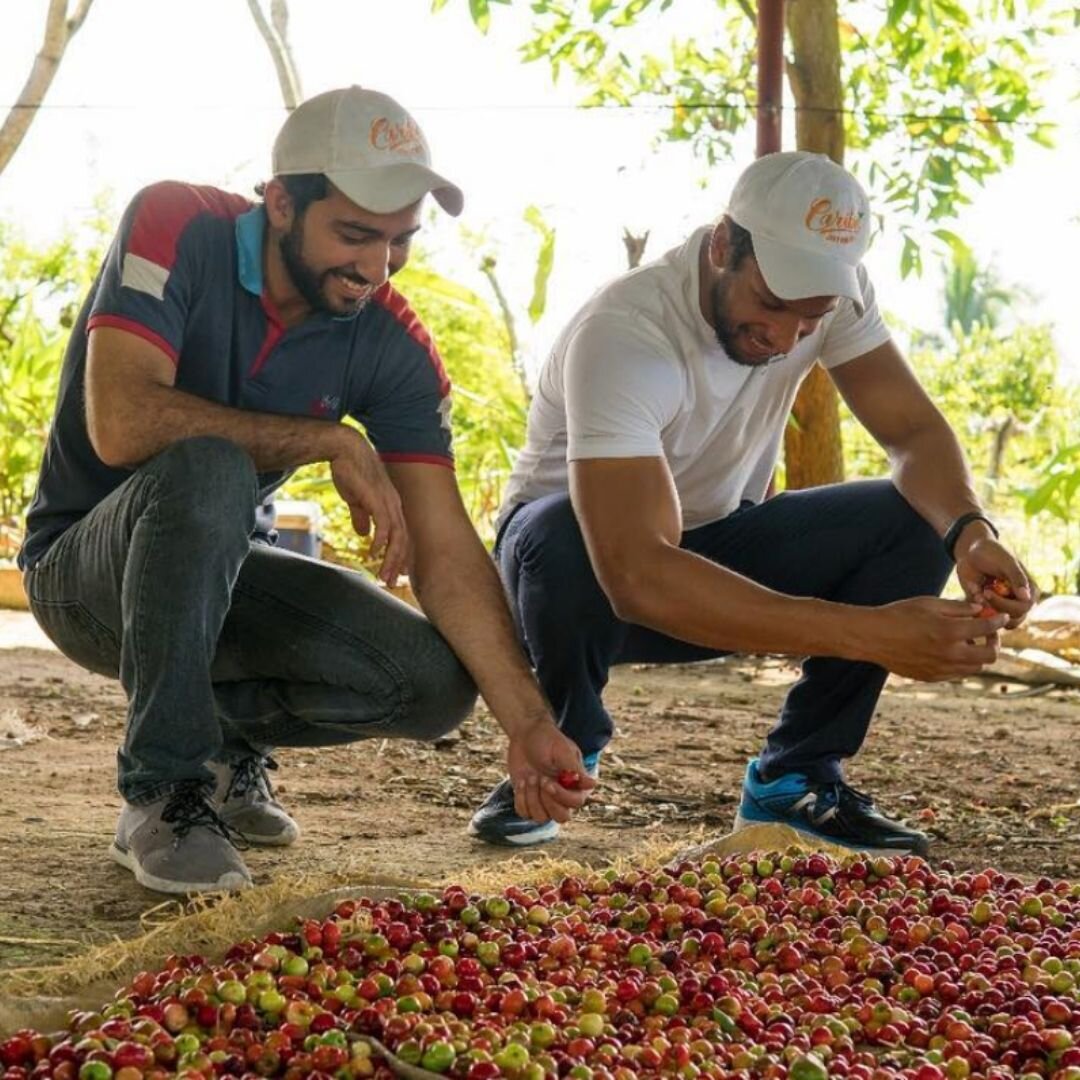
top-left (494, 480), bottom-right (952, 784)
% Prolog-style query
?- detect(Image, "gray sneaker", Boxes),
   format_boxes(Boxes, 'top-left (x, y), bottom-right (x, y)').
top-left (109, 783), bottom-right (252, 894)
top-left (212, 756), bottom-right (300, 847)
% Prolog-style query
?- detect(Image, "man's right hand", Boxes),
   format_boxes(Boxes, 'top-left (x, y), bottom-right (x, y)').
top-left (859, 597), bottom-right (1009, 681)
top-left (330, 430), bottom-right (410, 585)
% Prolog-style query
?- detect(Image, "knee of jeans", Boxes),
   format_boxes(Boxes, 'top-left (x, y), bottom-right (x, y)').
top-left (406, 639), bottom-right (478, 742)
top-left (153, 437), bottom-right (258, 529)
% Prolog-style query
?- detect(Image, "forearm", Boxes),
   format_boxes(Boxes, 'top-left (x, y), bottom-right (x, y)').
top-left (615, 544), bottom-right (874, 662)
top-left (888, 424), bottom-right (983, 538)
top-left (94, 382), bottom-right (352, 472)
top-left (409, 533), bottom-right (552, 737)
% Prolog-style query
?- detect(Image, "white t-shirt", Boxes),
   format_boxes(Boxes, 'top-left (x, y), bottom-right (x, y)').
top-left (499, 226), bottom-right (892, 531)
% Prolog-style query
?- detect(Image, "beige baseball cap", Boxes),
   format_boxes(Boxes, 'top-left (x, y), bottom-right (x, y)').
top-left (272, 86), bottom-right (463, 217)
top-left (727, 151), bottom-right (871, 312)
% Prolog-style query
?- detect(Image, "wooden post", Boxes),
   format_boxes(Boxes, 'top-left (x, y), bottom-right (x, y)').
top-left (757, 0), bottom-right (784, 497)
top-left (756, 0), bottom-right (785, 157)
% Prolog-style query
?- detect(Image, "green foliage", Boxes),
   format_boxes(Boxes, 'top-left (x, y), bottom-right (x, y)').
top-left (940, 248), bottom-right (1029, 336)
top-left (845, 322), bottom-right (1070, 479)
top-left (0, 218), bottom-right (106, 555)
top-left (431, 0), bottom-right (511, 33)
top-left (396, 260), bottom-right (528, 531)
top-left (1019, 441), bottom-right (1080, 524)
top-left (440, 0), bottom-right (1068, 273)
top-left (0, 312), bottom-right (66, 531)
top-left (523, 205), bottom-right (556, 325)
top-left (1015, 441), bottom-right (1080, 592)
top-left (918, 323), bottom-right (1061, 435)
top-left (283, 254), bottom-right (528, 561)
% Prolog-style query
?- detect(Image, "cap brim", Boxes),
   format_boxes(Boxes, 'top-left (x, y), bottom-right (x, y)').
top-left (326, 162), bottom-right (464, 217)
top-left (752, 232), bottom-right (864, 315)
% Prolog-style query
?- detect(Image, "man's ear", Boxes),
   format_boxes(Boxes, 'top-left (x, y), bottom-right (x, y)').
top-left (263, 178), bottom-right (294, 231)
top-left (708, 218), bottom-right (731, 269)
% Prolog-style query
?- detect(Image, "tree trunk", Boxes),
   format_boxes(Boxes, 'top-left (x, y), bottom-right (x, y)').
top-left (782, 0), bottom-right (845, 490)
top-left (245, 0), bottom-right (303, 109)
top-left (0, 0), bottom-right (95, 178)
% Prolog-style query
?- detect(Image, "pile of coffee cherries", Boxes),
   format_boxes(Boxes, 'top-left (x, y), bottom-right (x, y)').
top-left (4, 851), bottom-right (1080, 1080)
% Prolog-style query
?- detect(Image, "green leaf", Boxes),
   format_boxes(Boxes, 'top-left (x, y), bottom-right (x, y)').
top-left (900, 234), bottom-right (921, 280)
top-left (887, 0), bottom-right (912, 26)
top-left (932, 228), bottom-right (971, 259)
top-left (523, 205), bottom-right (556, 325)
top-left (468, 0), bottom-right (491, 32)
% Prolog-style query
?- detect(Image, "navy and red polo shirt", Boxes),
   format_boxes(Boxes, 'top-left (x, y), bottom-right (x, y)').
top-left (19, 181), bottom-right (454, 570)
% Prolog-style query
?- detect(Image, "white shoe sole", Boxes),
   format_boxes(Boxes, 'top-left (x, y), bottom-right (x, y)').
top-left (732, 811), bottom-right (921, 859)
top-left (467, 819), bottom-right (560, 846)
top-left (109, 841), bottom-right (252, 895)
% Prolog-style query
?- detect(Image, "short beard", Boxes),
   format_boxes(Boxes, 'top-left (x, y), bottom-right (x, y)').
top-left (710, 275), bottom-right (784, 368)
top-left (279, 217), bottom-right (369, 317)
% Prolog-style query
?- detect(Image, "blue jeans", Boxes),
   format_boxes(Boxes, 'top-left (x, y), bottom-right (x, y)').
top-left (23, 436), bottom-right (477, 804)
top-left (495, 480), bottom-right (952, 784)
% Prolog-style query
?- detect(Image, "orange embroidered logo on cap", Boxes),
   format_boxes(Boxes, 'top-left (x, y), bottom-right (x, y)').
top-left (370, 117), bottom-right (425, 155)
top-left (805, 198), bottom-right (864, 245)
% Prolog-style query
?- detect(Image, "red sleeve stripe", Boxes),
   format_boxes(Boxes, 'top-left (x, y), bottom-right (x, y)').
top-left (126, 182), bottom-right (250, 275)
top-left (380, 452), bottom-right (455, 469)
top-left (371, 284), bottom-right (452, 397)
top-left (87, 314), bottom-right (179, 366)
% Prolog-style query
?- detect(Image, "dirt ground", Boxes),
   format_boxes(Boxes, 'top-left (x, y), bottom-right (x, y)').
top-left (1, 615), bottom-right (1079, 977)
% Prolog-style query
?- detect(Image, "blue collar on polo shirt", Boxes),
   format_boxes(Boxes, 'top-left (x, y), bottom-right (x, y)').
top-left (235, 204), bottom-right (265, 297)
top-left (233, 202), bottom-right (363, 323)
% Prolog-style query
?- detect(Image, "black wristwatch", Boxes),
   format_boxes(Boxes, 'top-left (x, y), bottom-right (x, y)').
top-left (943, 511), bottom-right (999, 562)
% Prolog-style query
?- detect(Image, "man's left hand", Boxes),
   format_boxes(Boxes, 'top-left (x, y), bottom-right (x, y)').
top-left (955, 535), bottom-right (1034, 630)
top-left (507, 720), bottom-right (597, 825)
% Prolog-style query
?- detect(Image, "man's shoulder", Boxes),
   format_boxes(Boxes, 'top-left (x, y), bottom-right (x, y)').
top-left (357, 284), bottom-right (450, 395)
top-left (130, 181), bottom-right (252, 221)
top-left (121, 182), bottom-right (252, 264)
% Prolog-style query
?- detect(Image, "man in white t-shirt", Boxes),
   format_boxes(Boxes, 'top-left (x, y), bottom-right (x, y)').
top-left (469, 152), bottom-right (1033, 855)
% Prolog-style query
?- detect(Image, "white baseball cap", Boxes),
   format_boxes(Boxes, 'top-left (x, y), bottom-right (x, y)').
top-left (272, 86), bottom-right (464, 217)
top-left (727, 151), bottom-right (871, 312)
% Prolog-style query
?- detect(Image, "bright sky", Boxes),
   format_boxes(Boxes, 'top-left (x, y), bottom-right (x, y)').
top-left (2, 0), bottom-right (1078, 381)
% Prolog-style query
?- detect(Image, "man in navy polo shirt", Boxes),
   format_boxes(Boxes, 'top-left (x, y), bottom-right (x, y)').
top-left (19, 86), bottom-right (593, 895)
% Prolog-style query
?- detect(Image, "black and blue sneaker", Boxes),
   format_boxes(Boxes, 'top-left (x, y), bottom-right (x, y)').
top-left (469, 753), bottom-right (601, 847)
top-left (734, 758), bottom-right (930, 858)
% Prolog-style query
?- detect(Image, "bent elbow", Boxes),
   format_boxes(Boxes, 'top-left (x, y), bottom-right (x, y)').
top-left (602, 569), bottom-right (651, 624)
top-left (87, 420), bottom-right (136, 470)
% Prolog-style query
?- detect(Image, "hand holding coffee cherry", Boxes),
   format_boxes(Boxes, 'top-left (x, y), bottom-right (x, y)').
top-left (557, 769), bottom-right (581, 790)
top-left (978, 576), bottom-right (1014, 617)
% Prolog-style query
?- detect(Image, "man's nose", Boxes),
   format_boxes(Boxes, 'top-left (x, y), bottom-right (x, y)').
top-left (767, 317), bottom-right (802, 355)
top-left (357, 243), bottom-right (391, 288)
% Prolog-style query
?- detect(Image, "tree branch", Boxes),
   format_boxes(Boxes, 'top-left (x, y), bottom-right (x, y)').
top-left (244, 0), bottom-right (303, 110)
top-left (479, 254), bottom-right (527, 395)
top-left (734, 0), bottom-right (757, 26)
top-left (66, 0), bottom-right (95, 36)
top-left (0, 0), bottom-right (96, 178)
